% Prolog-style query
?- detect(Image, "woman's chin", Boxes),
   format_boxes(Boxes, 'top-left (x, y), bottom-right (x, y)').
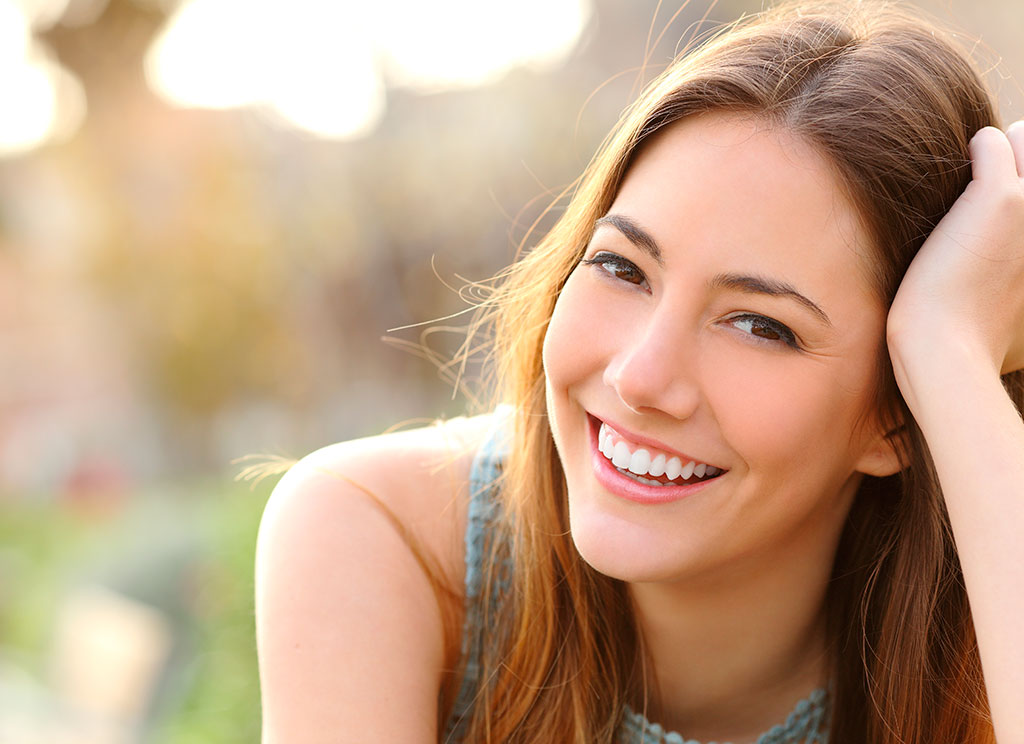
top-left (567, 508), bottom-right (705, 584)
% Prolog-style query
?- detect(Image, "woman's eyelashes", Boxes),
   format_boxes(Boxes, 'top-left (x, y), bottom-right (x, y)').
top-left (581, 251), bottom-right (800, 350)
top-left (727, 313), bottom-right (800, 349)
top-left (581, 251), bottom-right (648, 288)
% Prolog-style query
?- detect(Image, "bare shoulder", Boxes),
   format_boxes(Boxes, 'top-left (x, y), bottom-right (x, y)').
top-left (255, 412), bottom-right (498, 743)
top-left (262, 412), bottom-right (496, 584)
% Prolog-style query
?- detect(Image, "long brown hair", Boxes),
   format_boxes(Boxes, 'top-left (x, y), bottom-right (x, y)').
top-left (452, 2), bottom-right (1022, 741)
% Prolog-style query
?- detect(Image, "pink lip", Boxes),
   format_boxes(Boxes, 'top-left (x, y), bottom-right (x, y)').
top-left (587, 414), bottom-right (719, 505)
top-left (596, 414), bottom-right (710, 466)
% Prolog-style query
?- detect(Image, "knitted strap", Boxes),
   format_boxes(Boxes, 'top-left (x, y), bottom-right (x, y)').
top-left (441, 416), bottom-right (509, 742)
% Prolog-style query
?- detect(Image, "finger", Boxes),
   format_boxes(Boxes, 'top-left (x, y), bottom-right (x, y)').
top-left (968, 126), bottom-right (1019, 185)
top-left (1005, 119), bottom-right (1024, 179)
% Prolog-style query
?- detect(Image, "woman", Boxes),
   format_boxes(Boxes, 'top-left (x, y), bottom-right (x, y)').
top-left (255, 2), bottom-right (1024, 742)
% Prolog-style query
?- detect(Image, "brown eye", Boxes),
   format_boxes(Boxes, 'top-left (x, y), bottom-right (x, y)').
top-left (581, 252), bottom-right (647, 286)
top-left (729, 314), bottom-right (799, 349)
top-left (752, 324), bottom-right (781, 340)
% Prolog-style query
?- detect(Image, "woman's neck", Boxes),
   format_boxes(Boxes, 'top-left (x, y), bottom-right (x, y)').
top-left (627, 526), bottom-right (838, 743)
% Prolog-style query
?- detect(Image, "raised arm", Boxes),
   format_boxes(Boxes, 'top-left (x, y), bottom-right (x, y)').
top-left (255, 417), bottom-right (490, 743)
top-left (887, 123), bottom-right (1024, 743)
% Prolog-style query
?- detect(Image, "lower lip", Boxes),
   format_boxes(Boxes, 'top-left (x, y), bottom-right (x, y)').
top-left (588, 416), bottom-right (717, 505)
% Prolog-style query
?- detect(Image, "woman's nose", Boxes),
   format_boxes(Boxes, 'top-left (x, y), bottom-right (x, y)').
top-left (602, 313), bottom-right (702, 420)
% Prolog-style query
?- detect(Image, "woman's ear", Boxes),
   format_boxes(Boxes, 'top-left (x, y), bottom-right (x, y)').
top-left (855, 423), bottom-right (907, 477)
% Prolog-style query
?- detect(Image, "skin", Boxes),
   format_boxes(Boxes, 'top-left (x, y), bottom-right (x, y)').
top-left (887, 122), bottom-right (1024, 743)
top-left (542, 113), bottom-right (902, 739)
top-left (255, 117), bottom-right (1024, 742)
top-left (255, 416), bottom-right (492, 743)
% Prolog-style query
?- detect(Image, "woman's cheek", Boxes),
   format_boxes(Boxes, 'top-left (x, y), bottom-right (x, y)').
top-left (700, 342), bottom-right (838, 459)
top-left (543, 273), bottom-right (613, 386)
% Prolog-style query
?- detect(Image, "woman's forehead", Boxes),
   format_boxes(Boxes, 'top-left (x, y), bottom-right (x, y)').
top-left (607, 113), bottom-right (876, 302)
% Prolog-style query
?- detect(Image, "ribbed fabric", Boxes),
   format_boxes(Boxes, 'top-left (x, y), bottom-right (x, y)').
top-left (442, 414), bottom-right (831, 743)
top-left (442, 414), bottom-right (509, 743)
top-left (619, 687), bottom-right (829, 743)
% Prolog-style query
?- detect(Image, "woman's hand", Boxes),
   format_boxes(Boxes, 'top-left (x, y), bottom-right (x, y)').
top-left (886, 122), bottom-right (1024, 743)
top-left (888, 122), bottom-right (1024, 384)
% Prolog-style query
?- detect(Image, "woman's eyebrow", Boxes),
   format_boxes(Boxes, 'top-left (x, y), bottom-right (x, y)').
top-left (710, 273), bottom-right (833, 327)
top-left (594, 215), bottom-right (832, 327)
top-left (593, 214), bottom-right (663, 265)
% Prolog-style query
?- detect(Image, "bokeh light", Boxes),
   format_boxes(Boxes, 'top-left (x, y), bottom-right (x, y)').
top-left (0, 0), bottom-right (86, 155)
top-left (145, 0), bottom-right (592, 139)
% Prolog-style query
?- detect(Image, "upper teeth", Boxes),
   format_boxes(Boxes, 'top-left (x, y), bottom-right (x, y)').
top-left (599, 422), bottom-right (720, 481)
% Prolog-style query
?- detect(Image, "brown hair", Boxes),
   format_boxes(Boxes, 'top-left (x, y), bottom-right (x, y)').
top-left (451, 2), bottom-right (1022, 741)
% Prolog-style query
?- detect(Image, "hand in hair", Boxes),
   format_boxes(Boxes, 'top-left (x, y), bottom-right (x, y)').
top-left (887, 120), bottom-right (1024, 744)
top-left (888, 122), bottom-right (1024, 379)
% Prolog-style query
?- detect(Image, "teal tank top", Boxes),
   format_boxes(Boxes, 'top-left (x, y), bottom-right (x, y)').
top-left (443, 416), bottom-right (831, 744)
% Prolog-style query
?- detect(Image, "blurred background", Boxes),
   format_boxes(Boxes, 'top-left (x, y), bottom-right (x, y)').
top-left (0, 0), bottom-right (1020, 741)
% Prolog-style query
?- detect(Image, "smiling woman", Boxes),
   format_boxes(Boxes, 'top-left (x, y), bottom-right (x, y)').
top-left (545, 115), bottom-right (895, 592)
top-left (254, 2), bottom-right (1024, 743)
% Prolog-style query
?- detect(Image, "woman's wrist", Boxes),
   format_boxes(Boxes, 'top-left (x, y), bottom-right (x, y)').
top-left (888, 324), bottom-right (1004, 420)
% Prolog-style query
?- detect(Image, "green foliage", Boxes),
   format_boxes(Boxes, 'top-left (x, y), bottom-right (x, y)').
top-left (151, 479), bottom-right (268, 744)
top-left (0, 478), bottom-right (272, 744)
top-left (0, 498), bottom-right (106, 668)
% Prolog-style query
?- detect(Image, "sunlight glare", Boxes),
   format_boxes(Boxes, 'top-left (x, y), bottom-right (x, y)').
top-left (0, 0), bottom-right (31, 63)
top-left (0, 57), bottom-right (56, 154)
top-left (380, 0), bottom-right (591, 91)
top-left (146, 0), bottom-right (385, 138)
top-left (145, 0), bottom-right (267, 109)
top-left (145, 0), bottom-right (591, 140)
top-left (0, 0), bottom-right (86, 156)
top-left (10, 0), bottom-right (70, 30)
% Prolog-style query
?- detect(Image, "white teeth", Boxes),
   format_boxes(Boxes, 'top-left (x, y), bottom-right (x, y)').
top-left (628, 448), bottom-right (651, 475)
top-left (612, 441), bottom-right (632, 469)
top-left (664, 456), bottom-right (682, 480)
top-left (598, 421), bottom-right (721, 482)
top-left (680, 459), bottom-right (695, 479)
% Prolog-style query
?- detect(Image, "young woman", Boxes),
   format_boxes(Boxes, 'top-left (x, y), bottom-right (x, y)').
top-left (255, 2), bottom-right (1024, 742)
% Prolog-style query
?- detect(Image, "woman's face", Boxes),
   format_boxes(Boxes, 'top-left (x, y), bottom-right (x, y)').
top-left (543, 113), bottom-right (898, 584)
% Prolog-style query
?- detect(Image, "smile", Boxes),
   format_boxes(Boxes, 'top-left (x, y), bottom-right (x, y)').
top-left (598, 422), bottom-right (723, 486)
top-left (588, 416), bottom-right (725, 504)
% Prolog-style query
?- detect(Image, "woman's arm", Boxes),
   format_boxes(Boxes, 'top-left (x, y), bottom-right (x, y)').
top-left (888, 123), bottom-right (1024, 743)
top-left (255, 417), bottom-right (490, 743)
